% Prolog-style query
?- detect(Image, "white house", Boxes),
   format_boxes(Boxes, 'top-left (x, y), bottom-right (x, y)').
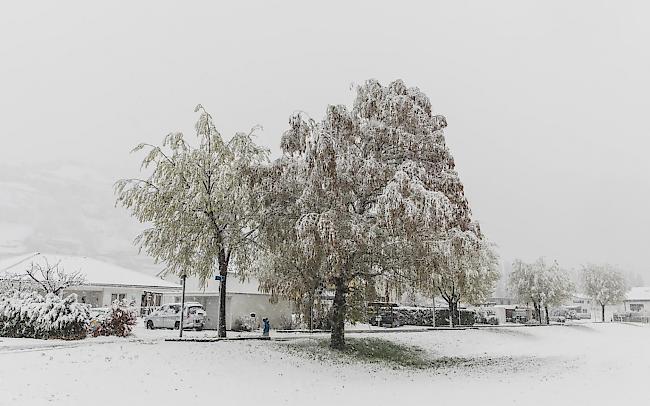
top-left (623, 287), bottom-right (650, 315)
top-left (161, 271), bottom-right (293, 330)
top-left (567, 293), bottom-right (594, 319)
top-left (0, 253), bottom-right (180, 313)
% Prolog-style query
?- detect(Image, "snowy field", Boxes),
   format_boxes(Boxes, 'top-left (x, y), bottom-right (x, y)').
top-left (1, 322), bottom-right (648, 405)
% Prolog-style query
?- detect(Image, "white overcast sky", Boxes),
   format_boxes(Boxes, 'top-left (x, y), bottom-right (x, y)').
top-left (1, 1), bottom-right (649, 278)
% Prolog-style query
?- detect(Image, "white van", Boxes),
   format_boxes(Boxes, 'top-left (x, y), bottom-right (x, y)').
top-left (144, 302), bottom-right (205, 330)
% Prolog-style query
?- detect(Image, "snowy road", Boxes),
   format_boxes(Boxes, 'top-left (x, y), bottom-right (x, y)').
top-left (0, 322), bottom-right (648, 405)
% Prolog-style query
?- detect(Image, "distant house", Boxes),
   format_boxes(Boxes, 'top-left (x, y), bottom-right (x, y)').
top-left (568, 293), bottom-right (594, 319)
top-left (161, 272), bottom-right (293, 331)
top-left (623, 287), bottom-right (650, 314)
top-left (0, 253), bottom-right (180, 312)
top-left (486, 297), bottom-right (515, 306)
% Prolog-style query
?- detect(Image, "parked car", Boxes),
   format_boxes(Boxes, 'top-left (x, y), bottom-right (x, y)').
top-left (549, 315), bottom-right (566, 323)
top-left (367, 302), bottom-right (401, 328)
top-left (144, 302), bottom-right (205, 330)
top-left (369, 312), bottom-right (402, 328)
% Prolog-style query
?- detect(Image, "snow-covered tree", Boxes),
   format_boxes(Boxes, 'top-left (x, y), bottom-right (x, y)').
top-left (263, 79), bottom-right (477, 349)
top-left (432, 227), bottom-right (500, 326)
top-left (509, 258), bottom-right (573, 324)
top-left (24, 259), bottom-right (86, 295)
top-left (1, 258), bottom-right (85, 296)
top-left (541, 266), bottom-right (574, 324)
top-left (115, 105), bottom-right (268, 337)
top-left (583, 264), bottom-right (627, 322)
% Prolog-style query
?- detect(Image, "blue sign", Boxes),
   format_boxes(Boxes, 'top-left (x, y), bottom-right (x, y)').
top-left (215, 275), bottom-right (223, 281)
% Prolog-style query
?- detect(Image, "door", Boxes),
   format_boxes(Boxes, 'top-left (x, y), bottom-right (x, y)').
top-left (164, 304), bottom-right (181, 328)
top-left (150, 305), bottom-right (167, 328)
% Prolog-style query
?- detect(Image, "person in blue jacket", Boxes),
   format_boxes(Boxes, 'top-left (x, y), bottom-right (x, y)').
top-left (262, 318), bottom-right (270, 337)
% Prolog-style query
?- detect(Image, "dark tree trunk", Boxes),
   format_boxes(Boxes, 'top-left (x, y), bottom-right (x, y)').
top-left (305, 293), bottom-right (315, 331)
top-left (601, 304), bottom-right (606, 323)
top-left (533, 302), bottom-right (541, 324)
top-left (217, 249), bottom-right (229, 338)
top-left (330, 276), bottom-right (347, 350)
top-left (447, 300), bottom-right (454, 327)
top-left (544, 305), bottom-right (550, 325)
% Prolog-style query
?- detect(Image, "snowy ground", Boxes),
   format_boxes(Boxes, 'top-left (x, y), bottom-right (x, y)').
top-left (1, 321), bottom-right (648, 405)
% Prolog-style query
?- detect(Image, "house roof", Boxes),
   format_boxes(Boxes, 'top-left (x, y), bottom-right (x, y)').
top-left (0, 253), bottom-right (180, 290)
top-left (625, 287), bottom-right (650, 302)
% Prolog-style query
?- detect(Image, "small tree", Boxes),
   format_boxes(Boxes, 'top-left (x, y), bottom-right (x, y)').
top-left (509, 258), bottom-right (547, 323)
top-left (115, 105), bottom-right (268, 337)
top-left (433, 227), bottom-right (499, 327)
top-left (583, 264), bottom-right (626, 322)
top-left (24, 259), bottom-right (86, 295)
top-left (542, 266), bottom-right (574, 324)
top-left (510, 258), bottom-right (574, 324)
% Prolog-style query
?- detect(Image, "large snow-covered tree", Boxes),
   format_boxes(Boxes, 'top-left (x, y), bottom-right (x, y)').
top-left (263, 79), bottom-right (478, 349)
top-left (583, 264), bottom-right (626, 322)
top-left (115, 105), bottom-right (268, 337)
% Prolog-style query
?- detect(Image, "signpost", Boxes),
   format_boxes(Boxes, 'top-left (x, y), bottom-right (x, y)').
top-left (179, 273), bottom-right (187, 338)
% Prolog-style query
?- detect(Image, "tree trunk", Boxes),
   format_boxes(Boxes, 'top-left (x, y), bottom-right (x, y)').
top-left (601, 304), bottom-right (606, 323)
top-left (305, 294), bottom-right (315, 331)
top-left (217, 249), bottom-right (229, 338)
top-left (544, 305), bottom-right (550, 325)
top-left (447, 300), bottom-right (453, 327)
top-left (330, 276), bottom-right (347, 350)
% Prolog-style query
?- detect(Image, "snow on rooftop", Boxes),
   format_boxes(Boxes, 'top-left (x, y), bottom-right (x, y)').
top-left (625, 287), bottom-right (650, 301)
top-left (0, 253), bottom-right (180, 289)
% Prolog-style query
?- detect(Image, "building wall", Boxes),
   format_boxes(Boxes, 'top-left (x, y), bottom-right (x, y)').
top-left (229, 294), bottom-right (293, 330)
top-left (623, 300), bottom-right (650, 313)
top-left (65, 286), bottom-right (178, 309)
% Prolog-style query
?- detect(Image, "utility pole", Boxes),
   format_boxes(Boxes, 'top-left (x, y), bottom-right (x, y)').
top-left (179, 273), bottom-right (187, 338)
top-left (432, 279), bottom-right (436, 328)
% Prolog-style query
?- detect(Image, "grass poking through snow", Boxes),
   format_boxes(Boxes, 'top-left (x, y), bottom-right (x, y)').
top-left (278, 337), bottom-right (471, 370)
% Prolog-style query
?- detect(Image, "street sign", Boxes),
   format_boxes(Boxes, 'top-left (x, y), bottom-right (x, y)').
top-left (215, 275), bottom-right (223, 281)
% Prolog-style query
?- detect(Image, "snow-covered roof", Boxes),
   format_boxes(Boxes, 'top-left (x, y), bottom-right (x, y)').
top-left (625, 287), bottom-right (650, 301)
top-left (0, 253), bottom-right (180, 290)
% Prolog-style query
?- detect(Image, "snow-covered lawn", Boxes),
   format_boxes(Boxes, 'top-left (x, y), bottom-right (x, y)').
top-left (0, 322), bottom-right (648, 405)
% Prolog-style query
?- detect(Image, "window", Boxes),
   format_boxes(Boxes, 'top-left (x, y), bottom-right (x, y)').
top-left (111, 293), bottom-right (126, 303)
top-left (630, 303), bottom-right (645, 312)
